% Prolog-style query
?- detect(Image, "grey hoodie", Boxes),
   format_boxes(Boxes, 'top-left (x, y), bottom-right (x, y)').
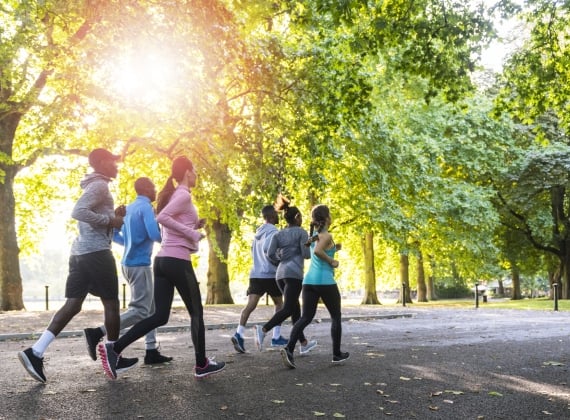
top-left (267, 226), bottom-right (310, 280)
top-left (249, 223), bottom-right (278, 279)
top-left (70, 172), bottom-right (116, 255)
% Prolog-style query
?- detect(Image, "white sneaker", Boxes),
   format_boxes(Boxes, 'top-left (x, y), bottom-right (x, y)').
top-left (254, 325), bottom-right (266, 352)
top-left (299, 340), bottom-right (318, 355)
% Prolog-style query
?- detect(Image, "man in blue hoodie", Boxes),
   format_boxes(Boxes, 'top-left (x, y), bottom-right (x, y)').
top-left (18, 148), bottom-right (137, 383)
top-left (231, 205), bottom-right (286, 353)
top-left (83, 177), bottom-right (172, 365)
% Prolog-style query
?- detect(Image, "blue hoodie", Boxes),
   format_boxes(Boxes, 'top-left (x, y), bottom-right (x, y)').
top-left (249, 223), bottom-right (278, 279)
top-left (113, 195), bottom-right (162, 267)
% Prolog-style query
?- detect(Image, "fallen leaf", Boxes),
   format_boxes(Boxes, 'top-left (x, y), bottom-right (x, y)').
top-left (330, 383), bottom-right (341, 387)
top-left (400, 376), bottom-right (411, 381)
top-left (376, 390), bottom-right (384, 395)
top-left (220, 406), bottom-right (228, 411)
top-left (541, 411), bottom-right (553, 415)
top-left (364, 382), bottom-right (372, 386)
top-left (444, 390), bottom-right (464, 395)
top-left (333, 414), bottom-right (345, 418)
top-left (271, 400), bottom-right (285, 404)
top-left (428, 406), bottom-right (439, 411)
top-left (543, 361), bottom-right (565, 366)
top-left (488, 391), bottom-right (503, 397)
top-left (431, 391), bottom-right (443, 396)
top-left (443, 400), bottom-right (454, 404)
top-left (387, 400), bottom-right (400, 404)
top-left (313, 412), bottom-right (326, 416)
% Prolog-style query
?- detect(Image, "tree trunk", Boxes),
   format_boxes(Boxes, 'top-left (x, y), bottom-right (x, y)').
top-left (398, 252), bottom-right (412, 304)
top-left (361, 232), bottom-right (380, 305)
top-left (0, 114), bottom-right (25, 311)
top-left (205, 219), bottom-right (233, 304)
top-left (416, 250), bottom-right (427, 302)
top-left (497, 279), bottom-right (505, 297)
top-left (562, 249), bottom-right (570, 299)
top-left (427, 254), bottom-right (437, 300)
top-left (511, 263), bottom-right (522, 300)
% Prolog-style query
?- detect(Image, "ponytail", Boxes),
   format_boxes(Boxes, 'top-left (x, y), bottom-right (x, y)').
top-left (156, 176), bottom-right (176, 214)
top-left (275, 193), bottom-right (301, 225)
top-left (304, 204), bottom-right (330, 246)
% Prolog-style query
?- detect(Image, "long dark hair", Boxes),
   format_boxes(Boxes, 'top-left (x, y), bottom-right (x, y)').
top-left (274, 193), bottom-right (300, 225)
top-left (305, 204), bottom-right (330, 246)
top-left (156, 156), bottom-right (193, 214)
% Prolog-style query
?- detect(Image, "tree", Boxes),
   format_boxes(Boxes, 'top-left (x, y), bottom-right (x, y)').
top-left (0, 1), bottom-right (100, 310)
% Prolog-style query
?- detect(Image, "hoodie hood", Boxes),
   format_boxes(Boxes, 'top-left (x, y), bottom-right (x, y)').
top-left (80, 172), bottom-right (112, 190)
top-left (254, 223), bottom-right (277, 240)
top-left (250, 223), bottom-right (278, 278)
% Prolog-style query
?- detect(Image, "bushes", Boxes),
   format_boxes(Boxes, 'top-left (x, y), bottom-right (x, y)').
top-left (436, 284), bottom-right (472, 299)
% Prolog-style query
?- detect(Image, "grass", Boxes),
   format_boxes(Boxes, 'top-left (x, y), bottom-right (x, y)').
top-left (373, 297), bottom-right (570, 311)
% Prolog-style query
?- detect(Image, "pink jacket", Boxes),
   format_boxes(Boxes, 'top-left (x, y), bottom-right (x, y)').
top-left (156, 185), bottom-right (202, 261)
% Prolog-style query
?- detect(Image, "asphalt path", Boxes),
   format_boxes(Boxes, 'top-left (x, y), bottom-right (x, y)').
top-left (2, 307), bottom-right (570, 419)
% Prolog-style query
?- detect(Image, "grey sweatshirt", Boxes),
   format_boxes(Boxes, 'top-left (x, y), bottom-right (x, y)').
top-left (267, 226), bottom-right (310, 280)
top-left (70, 172), bottom-right (116, 255)
top-left (249, 223), bottom-right (278, 279)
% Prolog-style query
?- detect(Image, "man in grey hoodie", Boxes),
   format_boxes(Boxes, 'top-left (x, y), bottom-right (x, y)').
top-left (231, 205), bottom-right (286, 353)
top-left (18, 148), bottom-right (137, 383)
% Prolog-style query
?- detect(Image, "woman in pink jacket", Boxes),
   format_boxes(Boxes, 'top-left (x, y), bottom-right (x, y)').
top-left (99, 156), bottom-right (225, 379)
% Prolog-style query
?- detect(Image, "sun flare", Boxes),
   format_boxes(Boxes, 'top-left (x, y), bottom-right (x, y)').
top-left (105, 48), bottom-right (180, 110)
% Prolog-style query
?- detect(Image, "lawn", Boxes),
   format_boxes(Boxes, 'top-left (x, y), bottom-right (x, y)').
top-left (380, 297), bottom-right (570, 311)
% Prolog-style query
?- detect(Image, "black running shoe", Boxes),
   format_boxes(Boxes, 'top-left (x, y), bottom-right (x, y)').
top-left (18, 348), bottom-right (46, 383)
top-left (84, 327), bottom-right (103, 361)
top-left (280, 347), bottom-right (296, 369)
top-left (144, 349), bottom-right (173, 365)
top-left (116, 356), bottom-right (139, 373)
top-left (194, 358), bottom-right (225, 378)
top-left (332, 352), bottom-right (350, 364)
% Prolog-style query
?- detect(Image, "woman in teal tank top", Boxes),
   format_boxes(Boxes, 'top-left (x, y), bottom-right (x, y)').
top-left (280, 204), bottom-right (350, 369)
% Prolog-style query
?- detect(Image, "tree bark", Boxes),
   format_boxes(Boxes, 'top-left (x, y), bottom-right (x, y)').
top-left (0, 114), bottom-right (25, 311)
top-left (497, 279), bottom-right (505, 297)
top-left (205, 218), bottom-right (234, 304)
top-left (399, 252), bottom-right (412, 304)
top-left (511, 263), bottom-right (522, 300)
top-left (361, 232), bottom-right (380, 304)
top-left (427, 254), bottom-right (437, 300)
top-left (416, 250), bottom-right (428, 302)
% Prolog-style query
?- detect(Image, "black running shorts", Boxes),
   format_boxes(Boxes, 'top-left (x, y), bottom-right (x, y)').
top-left (65, 249), bottom-right (119, 300)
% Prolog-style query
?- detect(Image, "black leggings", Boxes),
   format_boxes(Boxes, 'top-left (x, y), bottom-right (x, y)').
top-left (263, 278), bottom-right (306, 344)
top-left (286, 284), bottom-right (342, 356)
top-left (113, 256), bottom-right (207, 366)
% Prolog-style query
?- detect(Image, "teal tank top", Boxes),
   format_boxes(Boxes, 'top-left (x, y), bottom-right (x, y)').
top-left (303, 241), bottom-right (336, 286)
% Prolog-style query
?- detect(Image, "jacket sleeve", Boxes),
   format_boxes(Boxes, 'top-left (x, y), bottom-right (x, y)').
top-left (142, 205), bottom-right (162, 243)
top-left (71, 182), bottom-right (111, 226)
top-left (300, 230), bottom-right (311, 259)
top-left (113, 227), bottom-right (124, 246)
top-left (266, 234), bottom-right (280, 266)
top-left (156, 191), bottom-right (201, 242)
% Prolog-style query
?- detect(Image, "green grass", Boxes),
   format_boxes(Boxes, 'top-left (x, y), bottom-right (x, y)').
top-left (379, 297), bottom-right (570, 311)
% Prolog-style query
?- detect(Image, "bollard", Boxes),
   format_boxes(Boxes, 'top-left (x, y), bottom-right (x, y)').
top-left (45, 285), bottom-right (49, 311)
top-left (402, 283), bottom-right (406, 307)
top-left (553, 283), bottom-right (559, 312)
top-left (122, 283), bottom-right (127, 309)
top-left (474, 282), bottom-right (479, 309)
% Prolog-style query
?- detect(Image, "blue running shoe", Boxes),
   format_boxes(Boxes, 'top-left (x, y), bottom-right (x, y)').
top-left (231, 333), bottom-right (245, 353)
top-left (299, 340), bottom-right (318, 355)
top-left (271, 336), bottom-right (288, 347)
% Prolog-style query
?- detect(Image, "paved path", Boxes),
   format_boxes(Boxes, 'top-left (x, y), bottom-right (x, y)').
top-left (2, 305), bottom-right (570, 419)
